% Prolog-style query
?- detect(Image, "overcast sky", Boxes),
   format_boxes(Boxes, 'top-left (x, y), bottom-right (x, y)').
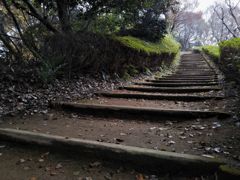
top-left (196, 0), bottom-right (225, 11)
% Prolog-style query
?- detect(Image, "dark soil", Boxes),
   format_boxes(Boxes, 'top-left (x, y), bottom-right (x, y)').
top-left (1, 109), bottom-right (240, 167)
top-left (0, 143), bottom-right (219, 180)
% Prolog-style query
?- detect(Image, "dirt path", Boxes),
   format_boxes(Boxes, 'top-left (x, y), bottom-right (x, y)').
top-left (0, 53), bottom-right (240, 179)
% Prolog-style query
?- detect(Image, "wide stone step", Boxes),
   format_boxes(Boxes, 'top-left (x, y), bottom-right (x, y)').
top-left (176, 70), bottom-right (215, 73)
top-left (175, 70), bottom-right (217, 75)
top-left (50, 102), bottom-right (231, 119)
top-left (163, 74), bottom-right (218, 76)
top-left (163, 77), bottom-right (218, 80)
top-left (134, 82), bottom-right (219, 87)
top-left (182, 64), bottom-right (208, 65)
top-left (146, 79), bottom-right (218, 83)
top-left (180, 63), bottom-right (207, 65)
top-left (0, 128), bottom-right (225, 175)
top-left (165, 76), bottom-right (218, 79)
top-left (121, 86), bottom-right (221, 93)
top-left (96, 92), bottom-right (224, 101)
top-left (168, 74), bottom-right (218, 76)
top-left (177, 68), bottom-right (212, 70)
top-left (174, 73), bottom-right (217, 76)
top-left (178, 65), bottom-right (209, 67)
top-left (158, 77), bottom-right (218, 81)
top-left (179, 64), bottom-right (208, 65)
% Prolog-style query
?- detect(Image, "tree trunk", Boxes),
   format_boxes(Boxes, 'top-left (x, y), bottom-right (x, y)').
top-left (21, 0), bottom-right (59, 34)
top-left (56, 0), bottom-right (72, 33)
top-left (0, 14), bottom-right (22, 60)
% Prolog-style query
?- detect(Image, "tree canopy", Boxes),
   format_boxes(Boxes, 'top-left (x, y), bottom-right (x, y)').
top-left (0, 0), bottom-right (177, 61)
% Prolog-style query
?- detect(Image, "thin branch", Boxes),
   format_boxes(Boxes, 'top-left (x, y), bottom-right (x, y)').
top-left (225, 0), bottom-right (240, 31)
top-left (2, 0), bottom-right (41, 59)
top-left (214, 6), bottom-right (237, 37)
top-left (21, 0), bottom-right (59, 33)
top-left (2, 0), bottom-right (24, 39)
top-left (0, 33), bottom-right (21, 40)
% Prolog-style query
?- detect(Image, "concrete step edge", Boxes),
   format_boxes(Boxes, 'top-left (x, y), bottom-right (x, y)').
top-left (50, 102), bottom-right (231, 119)
top-left (121, 86), bottom-right (222, 93)
top-left (0, 128), bottom-right (225, 175)
top-left (96, 92), bottom-right (224, 101)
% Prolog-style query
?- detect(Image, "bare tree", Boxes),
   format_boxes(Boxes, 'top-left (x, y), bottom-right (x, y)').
top-left (172, 10), bottom-right (208, 49)
top-left (167, 0), bottom-right (212, 49)
top-left (225, 0), bottom-right (240, 32)
top-left (167, 0), bottom-right (199, 32)
top-left (212, 0), bottom-right (240, 39)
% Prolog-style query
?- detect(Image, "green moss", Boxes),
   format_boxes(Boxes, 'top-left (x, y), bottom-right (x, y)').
top-left (127, 65), bottom-right (139, 76)
top-left (122, 71), bottom-right (131, 81)
top-left (114, 35), bottom-right (181, 55)
top-left (143, 67), bottom-right (151, 74)
top-left (219, 38), bottom-right (240, 69)
top-left (219, 38), bottom-right (240, 49)
top-left (201, 45), bottom-right (220, 60)
top-left (112, 34), bottom-right (181, 80)
top-left (219, 165), bottom-right (240, 176)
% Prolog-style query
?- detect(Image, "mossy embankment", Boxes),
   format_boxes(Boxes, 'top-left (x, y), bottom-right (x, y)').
top-left (42, 33), bottom-right (181, 81)
top-left (115, 35), bottom-right (180, 55)
top-left (200, 38), bottom-right (240, 83)
top-left (201, 45), bottom-right (220, 61)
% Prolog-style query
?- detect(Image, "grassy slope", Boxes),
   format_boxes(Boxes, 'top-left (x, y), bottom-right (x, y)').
top-left (201, 45), bottom-right (220, 60)
top-left (219, 38), bottom-right (240, 71)
top-left (219, 38), bottom-right (240, 49)
top-left (113, 35), bottom-right (181, 79)
top-left (114, 35), bottom-right (181, 55)
top-left (202, 38), bottom-right (240, 81)
top-left (202, 38), bottom-right (240, 60)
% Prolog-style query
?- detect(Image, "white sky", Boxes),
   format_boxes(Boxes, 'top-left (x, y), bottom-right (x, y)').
top-left (196, 0), bottom-right (225, 11)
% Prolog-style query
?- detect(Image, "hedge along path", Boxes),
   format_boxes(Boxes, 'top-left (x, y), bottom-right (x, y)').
top-left (1, 53), bottom-right (236, 177)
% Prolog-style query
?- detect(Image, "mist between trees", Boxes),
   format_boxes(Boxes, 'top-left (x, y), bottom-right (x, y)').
top-left (168, 0), bottom-right (240, 49)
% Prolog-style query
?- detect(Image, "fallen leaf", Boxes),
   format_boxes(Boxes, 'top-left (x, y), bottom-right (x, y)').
top-left (136, 174), bottom-right (144, 180)
top-left (104, 173), bottom-right (112, 180)
top-left (40, 152), bottom-right (49, 158)
top-left (212, 122), bottom-right (221, 129)
top-left (179, 136), bottom-right (187, 139)
top-left (55, 163), bottom-right (63, 169)
top-left (167, 140), bottom-right (176, 146)
top-left (17, 158), bottom-right (26, 164)
top-left (0, 145), bottom-right (6, 149)
top-left (78, 177), bottom-right (93, 180)
top-left (24, 166), bottom-right (30, 170)
top-left (202, 154), bottom-right (215, 158)
top-left (189, 134), bottom-right (194, 138)
top-left (89, 161), bottom-right (101, 168)
top-left (205, 147), bottom-right (211, 151)
top-left (50, 171), bottom-right (57, 176)
top-left (149, 127), bottom-right (157, 131)
top-left (73, 171), bottom-right (80, 176)
top-left (213, 147), bottom-right (221, 153)
top-left (115, 138), bottom-right (124, 143)
top-left (38, 158), bottom-right (44, 163)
